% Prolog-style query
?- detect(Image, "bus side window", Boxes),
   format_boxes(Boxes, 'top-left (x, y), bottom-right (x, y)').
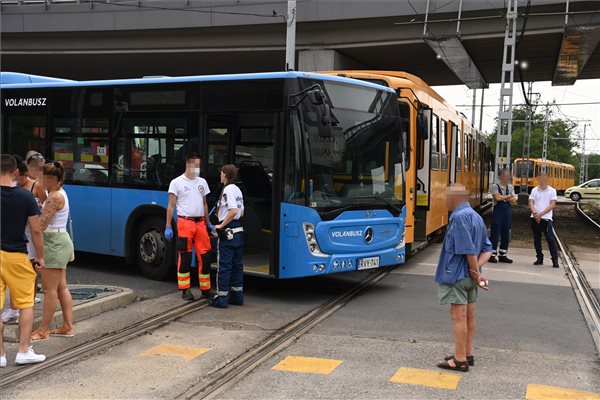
top-left (115, 116), bottom-right (188, 187)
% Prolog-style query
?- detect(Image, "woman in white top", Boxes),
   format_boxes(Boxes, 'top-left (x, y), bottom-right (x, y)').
top-left (31, 161), bottom-right (75, 341)
top-left (211, 164), bottom-right (245, 309)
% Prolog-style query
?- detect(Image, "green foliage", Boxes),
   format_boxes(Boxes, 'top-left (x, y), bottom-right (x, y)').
top-left (584, 153), bottom-right (600, 180)
top-left (488, 105), bottom-right (579, 167)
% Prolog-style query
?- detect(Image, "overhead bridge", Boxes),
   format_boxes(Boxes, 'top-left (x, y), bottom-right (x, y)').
top-left (1, 0), bottom-right (599, 85)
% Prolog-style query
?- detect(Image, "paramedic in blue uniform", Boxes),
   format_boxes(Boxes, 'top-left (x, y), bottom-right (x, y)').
top-left (489, 168), bottom-right (516, 263)
top-left (211, 164), bottom-right (245, 309)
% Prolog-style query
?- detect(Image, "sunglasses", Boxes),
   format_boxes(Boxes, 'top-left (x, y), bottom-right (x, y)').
top-left (26, 153), bottom-right (45, 164)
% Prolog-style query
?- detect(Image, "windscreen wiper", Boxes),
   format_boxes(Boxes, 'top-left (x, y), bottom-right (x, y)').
top-left (354, 196), bottom-right (403, 215)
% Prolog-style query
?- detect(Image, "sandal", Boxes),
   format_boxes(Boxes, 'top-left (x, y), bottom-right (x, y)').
top-left (30, 329), bottom-right (50, 342)
top-left (49, 327), bottom-right (74, 337)
top-left (437, 357), bottom-right (469, 372)
top-left (445, 354), bottom-right (474, 366)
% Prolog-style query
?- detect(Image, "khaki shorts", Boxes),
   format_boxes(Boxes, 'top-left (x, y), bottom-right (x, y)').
top-left (0, 250), bottom-right (37, 309)
top-left (438, 277), bottom-right (478, 305)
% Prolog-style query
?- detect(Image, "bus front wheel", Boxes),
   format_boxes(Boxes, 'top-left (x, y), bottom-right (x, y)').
top-left (137, 216), bottom-right (172, 280)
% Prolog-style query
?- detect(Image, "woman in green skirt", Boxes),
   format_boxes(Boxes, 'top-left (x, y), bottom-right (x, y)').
top-left (31, 161), bottom-right (75, 342)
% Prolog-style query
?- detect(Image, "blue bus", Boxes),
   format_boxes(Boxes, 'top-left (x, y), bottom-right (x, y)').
top-left (1, 71), bottom-right (407, 280)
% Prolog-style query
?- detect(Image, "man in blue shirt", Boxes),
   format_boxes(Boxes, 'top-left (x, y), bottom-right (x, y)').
top-left (435, 184), bottom-right (492, 372)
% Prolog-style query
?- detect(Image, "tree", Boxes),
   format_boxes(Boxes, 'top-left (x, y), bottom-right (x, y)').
top-left (488, 105), bottom-right (579, 168)
top-left (583, 153), bottom-right (600, 181)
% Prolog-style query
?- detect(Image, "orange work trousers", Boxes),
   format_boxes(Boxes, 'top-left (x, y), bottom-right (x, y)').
top-left (176, 217), bottom-right (211, 291)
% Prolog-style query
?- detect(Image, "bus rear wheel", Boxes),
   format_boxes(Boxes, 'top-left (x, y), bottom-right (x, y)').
top-left (136, 216), bottom-right (172, 280)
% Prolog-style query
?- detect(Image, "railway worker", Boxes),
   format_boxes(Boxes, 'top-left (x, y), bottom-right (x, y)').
top-left (0, 154), bottom-right (46, 366)
top-left (489, 168), bottom-right (516, 263)
top-left (529, 173), bottom-right (559, 268)
top-left (435, 184), bottom-right (492, 373)
top-left (211, 164), bottom-right (245, 309)
top-left (165, 152), bottom-right (214, 302)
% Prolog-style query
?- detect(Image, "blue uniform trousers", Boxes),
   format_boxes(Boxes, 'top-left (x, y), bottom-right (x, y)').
top-left (213, 222), bottom-right (244, 308)
top-left (490, 204), bottom-right (512, 256)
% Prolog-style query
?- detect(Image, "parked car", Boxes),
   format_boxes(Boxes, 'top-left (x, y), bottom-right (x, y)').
top-left (564, 179), bottom-right (600, 201)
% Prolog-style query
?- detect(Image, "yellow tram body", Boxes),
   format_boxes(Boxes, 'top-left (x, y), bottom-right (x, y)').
top-left (321, 70), bottom-right (492, 250)
top-left (512, 158), bottom-right (575, 193)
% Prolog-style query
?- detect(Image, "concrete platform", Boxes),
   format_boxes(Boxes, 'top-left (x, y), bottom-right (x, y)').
top-left (3, 285), bottom-right (135, 342)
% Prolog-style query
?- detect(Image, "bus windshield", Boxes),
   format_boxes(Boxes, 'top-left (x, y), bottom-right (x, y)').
top-left (515, 160), bottom-right (534, 178)
top-left (297, 80), bottom-right (404, 217)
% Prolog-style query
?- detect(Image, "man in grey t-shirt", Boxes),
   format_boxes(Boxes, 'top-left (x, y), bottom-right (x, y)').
top-left (489, 169), bottom-right (516, 263)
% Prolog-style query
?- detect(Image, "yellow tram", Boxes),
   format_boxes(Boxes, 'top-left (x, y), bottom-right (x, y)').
top-left (513, 158), bottom-right (575, 193)
top-left (322, 70), bottom-right (492, 251)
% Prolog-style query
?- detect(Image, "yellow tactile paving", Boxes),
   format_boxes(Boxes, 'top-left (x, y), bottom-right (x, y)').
top-left (140, 344), bottom-right (211, 361)
top-left (272, 356), bottom-right (343, 375)
top-left (526, 384), bottom-right (600, 400)
top-left (389, 367), bottom-right (462, 390)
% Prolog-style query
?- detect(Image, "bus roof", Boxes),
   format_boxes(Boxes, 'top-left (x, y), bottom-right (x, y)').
top-left (0, 71), bottom-right (396, 93)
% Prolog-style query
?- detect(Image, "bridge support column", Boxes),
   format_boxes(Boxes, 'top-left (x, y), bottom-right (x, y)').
top-left (298, 49), bottom-right (366, 72)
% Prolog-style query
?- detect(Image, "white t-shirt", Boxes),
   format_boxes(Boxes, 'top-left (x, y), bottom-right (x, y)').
top-left (217, 184), bottom-right (244, 222)
top-left (530, 186), bottom-right (557, 220)
top-left (168, 174), bottom-right (210, 217)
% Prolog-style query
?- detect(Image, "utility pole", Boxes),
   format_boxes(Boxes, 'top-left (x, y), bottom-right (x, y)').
top-left (285, 0), bottom-right (297, 71)
top-left (541, 103), bottom-right (551, 173)
top-left (494, 0), bottom-right (518, 184)
top-left (518, 82), bottom-right (534, 202)
top-left (580, 123), bottom-right (587, 184)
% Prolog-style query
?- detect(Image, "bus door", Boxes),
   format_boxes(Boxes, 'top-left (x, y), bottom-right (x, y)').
top-left (205, 114), bottom-right (277, 276)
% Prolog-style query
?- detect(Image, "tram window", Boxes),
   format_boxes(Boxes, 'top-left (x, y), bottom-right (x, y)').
top-left (456, 128), bottom-right (461, 171)
top-left (440, 119), bottom-right (448, 170)
top-left (431, 115), bottom-right (439, 170)
top-left (399, 102), bottom-right (410, 171)
top-left (464, 136), bottom-right (470, 172)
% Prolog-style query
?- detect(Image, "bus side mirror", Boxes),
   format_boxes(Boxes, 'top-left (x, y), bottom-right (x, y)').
top-left (307, 89), bottom-right (333, 138)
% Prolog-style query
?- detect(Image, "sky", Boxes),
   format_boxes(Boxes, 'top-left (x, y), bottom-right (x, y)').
top-left (432, 79), bottom-right (600, 155)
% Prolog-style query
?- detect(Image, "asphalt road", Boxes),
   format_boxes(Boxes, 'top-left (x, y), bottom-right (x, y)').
top-left (4, 244), bottom-right (599, 399)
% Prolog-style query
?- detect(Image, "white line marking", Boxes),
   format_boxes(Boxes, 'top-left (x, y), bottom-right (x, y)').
top-left (486, 268), bottom-right (542, 276)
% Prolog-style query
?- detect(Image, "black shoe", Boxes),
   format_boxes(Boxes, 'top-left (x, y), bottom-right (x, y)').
top-left (181, 289), bottom-right (195, 302)
top-left (533, 258), bottom-right (543, 266)
top-left (552, 260), bottom-right (560, 268)
top-left (444, 354), bottom-right (474, 366)
top-left (200, 290), bottom-right (214, 300)
top-left (498, 256), bottom-right (513, 264)
top-left (489, 256), bottom-right (498, 263)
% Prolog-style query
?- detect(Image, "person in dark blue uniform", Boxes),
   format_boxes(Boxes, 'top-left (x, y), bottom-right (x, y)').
top-left (489, 169), bottom-right (516, 263)
top-left (211, 164), bottom-right (245, 309)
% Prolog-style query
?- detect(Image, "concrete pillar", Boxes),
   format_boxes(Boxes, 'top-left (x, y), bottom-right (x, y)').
top-left (298, 49), bottom-right (366, 72)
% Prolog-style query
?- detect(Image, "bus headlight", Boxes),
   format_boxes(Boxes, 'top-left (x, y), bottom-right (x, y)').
top-left (303, 223), bottom-right (327, 257)
top-left (396, 230), bottom-right (406, 249)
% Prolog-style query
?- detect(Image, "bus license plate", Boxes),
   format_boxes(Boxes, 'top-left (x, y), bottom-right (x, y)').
top-left (358, 257), bottom-right (380, 270)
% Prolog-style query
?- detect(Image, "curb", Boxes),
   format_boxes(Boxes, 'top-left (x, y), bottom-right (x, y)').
top-left (4, 286), bottom-right (136, 343)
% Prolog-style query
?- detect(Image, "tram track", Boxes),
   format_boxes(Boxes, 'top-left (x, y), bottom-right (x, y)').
top-left (553, 228), bottom-right (600, 353)
top-left (575, 201), bottom-right (600, 230)
top-left (0, 266), bottom-right (393, 394)
top-left (0, 299), bottom-right (210, 389)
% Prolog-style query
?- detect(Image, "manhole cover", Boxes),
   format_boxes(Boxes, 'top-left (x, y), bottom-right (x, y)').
top-left (69, 287), bottom-right (116, 300)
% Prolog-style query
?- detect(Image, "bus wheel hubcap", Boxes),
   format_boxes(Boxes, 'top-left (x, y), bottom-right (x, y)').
top-left (140, 231), bottom-right (163, 264)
